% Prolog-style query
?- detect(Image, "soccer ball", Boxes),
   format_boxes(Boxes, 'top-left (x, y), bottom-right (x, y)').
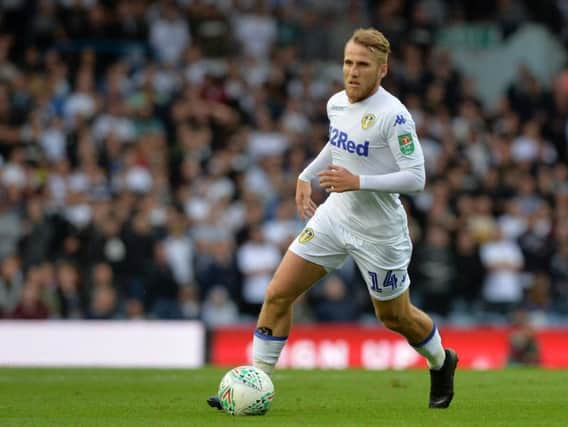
top-left (217, 365), bottom-right (275, 415)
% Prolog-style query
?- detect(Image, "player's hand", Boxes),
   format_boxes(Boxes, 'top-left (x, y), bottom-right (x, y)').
top-left (295, 179), bottom-right (318, 220)
top-left (317, 166), bottom-right (360, 193)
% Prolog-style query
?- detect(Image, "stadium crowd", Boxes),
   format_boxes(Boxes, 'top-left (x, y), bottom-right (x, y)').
top-left (0, 0), bottom-right (567, 326)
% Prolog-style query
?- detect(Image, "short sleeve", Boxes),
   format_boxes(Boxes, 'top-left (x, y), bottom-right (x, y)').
top-left (383, 107), bottom-right (424, 169)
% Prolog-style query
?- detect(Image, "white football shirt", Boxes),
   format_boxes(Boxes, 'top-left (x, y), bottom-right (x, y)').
top-left (317, 86), bottom-right (424, 241)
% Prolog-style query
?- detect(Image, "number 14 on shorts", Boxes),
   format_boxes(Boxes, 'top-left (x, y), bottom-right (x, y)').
top-left (368, 270), bottom-right (405, 293)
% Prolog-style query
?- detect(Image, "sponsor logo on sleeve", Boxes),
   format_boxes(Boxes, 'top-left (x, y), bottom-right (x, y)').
top-left (298, 227), bottom-right (315, 243)
top-left (398, 133), bottom-right (415, 155)
top-left (361, 113), bottom-right (376, 130)
top-left (393, 114), bottom-right (407, 126)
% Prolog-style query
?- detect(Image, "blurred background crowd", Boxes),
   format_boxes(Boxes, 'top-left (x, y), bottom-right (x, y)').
top-left (0, 0), bottom-right (567, 327)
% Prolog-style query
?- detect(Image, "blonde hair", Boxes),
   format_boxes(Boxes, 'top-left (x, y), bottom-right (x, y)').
top-left (349, 28), bottom-right (391, 64)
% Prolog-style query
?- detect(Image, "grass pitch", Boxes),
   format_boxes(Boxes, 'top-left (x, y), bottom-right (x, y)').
top-left (0, 367), bottom-right (565, 426)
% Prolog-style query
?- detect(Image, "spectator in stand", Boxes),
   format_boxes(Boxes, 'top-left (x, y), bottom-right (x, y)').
top-left (179, 285), bottom-right (200, 320)
top-left (149, 1), bottom-right (191, 66)
top-left (122, 210), bottom-right (156, 301)
top-left (9, 278), bottom-right (49, 320)
top-left (201, 285), bottom-right (239, 327)
top-left (145, 241), bottom-right (182, 319)
top-left (237, 224), bottom-right (281, 315)
top-left (232, 0), bottom-right (277, 60)
top-left (19, 197), bottom-right (54, 270)
top-left (313, 275), bottom-right (358, 322)
top-left (83, 212), bottom-right (127, 275)
top-left (263, 198), bottom-right (303, 252)
top-left (63, 66), bottom-right (97, 130)
top-left (0, 183), bottom-right (22, 261)
top-left (87, 284), bottom-right (120, 320)
top-left (55, 261), bottom-right (84, 319)
top-left (507, 310), bottom-right (540, 366)
top-left (517, 203), bottom-right (555, 273)
top-left (34, 262), bottom-right (59, 315)
top-left (480, 227), bottom-right (525, 315)
top-left (453, 229), bottom-right (485, 313)
top-left (162, 207), bottom-right (194, 288)
top-left (414, 224), bottom-right (456, 318)
top-left (523, 272), bottom-right (552, 324)
top-left (0, 254), bottom-right (23, 317)
top-left (195, 237), bottom-right (241, 306)
top-left (498, 199), bottom-right (528, 241)
top-left (89, 262), bottom-right (118, 294)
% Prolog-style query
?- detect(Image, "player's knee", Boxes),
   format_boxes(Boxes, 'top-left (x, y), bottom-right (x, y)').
top-left (264, 285), bottom-right (295, 311)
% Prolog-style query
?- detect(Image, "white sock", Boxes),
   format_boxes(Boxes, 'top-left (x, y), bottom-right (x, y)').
top-left (411, 324), bottom-right (446, 370)
top-left (252, 329), bottom-right (287, 376)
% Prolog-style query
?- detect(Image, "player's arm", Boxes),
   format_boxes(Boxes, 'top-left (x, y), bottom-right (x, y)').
top-left (359, 163), bottom-right (425, 193)
top-left (359, 109), bottom-right (425, 193)
top-left (298, 143), bottom-right (332, 183)
top-left (296, 143), bottom-right (332, 219)
top-left (318, 163), bottom-right (424, 193)
top-left (318, 110), bottom-right (425, 194)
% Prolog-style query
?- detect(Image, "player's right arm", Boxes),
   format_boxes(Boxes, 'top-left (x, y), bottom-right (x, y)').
top-left (296, 93), bottom-right (340, 218)
top-left (296, 143), bottom-right (332, 219)
top-left (295, 179), bottom-right (318, 220)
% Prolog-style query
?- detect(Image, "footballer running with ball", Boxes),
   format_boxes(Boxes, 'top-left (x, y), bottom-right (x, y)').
top-left (209, 27), bottom-right (458, 412)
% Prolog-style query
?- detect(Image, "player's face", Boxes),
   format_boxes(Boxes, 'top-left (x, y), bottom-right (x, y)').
top-left (343, 41), bottom-right (387, 103)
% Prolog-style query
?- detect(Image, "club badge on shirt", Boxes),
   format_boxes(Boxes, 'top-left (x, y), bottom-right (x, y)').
top-left (398, 133), bottom-right (415, 154)
top-left (298, 227), bottom-right (315, 243)
top-left (361, 113), bottom-right (376, 130)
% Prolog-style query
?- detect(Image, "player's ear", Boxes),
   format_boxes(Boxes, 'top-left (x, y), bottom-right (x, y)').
top-left (379, 63), bottom-right (388, 79)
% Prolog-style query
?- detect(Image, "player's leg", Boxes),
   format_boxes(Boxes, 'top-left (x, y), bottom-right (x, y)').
top-left (372, 289), bottom-right (448, 365)
top-left (207, 251), bottom-right (326, 410)
top-left (372, 289), bottom-right (458, 408)
top-left (372, 288), bottom-right (441, 362)
top-left (252, 250), bottom-right (327, 374)
top-left (351, 236), bottom-right (457, 408)
top-left (209, 221), bottom-right (345, 411)
top-left (257, 250), bottom-right (327, 335)
top-left (250, 221), bottom-right (346, 376)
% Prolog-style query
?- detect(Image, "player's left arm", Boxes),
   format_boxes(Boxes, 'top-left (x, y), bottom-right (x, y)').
top-left (318, 109), bottom-right (425, 194)
top-left (318, 163), bottom-right (424, 193)
top-left (358, 109), bottom-right (425, 193)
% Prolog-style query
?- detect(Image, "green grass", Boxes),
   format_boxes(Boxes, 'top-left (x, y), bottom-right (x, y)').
top-left (0, 367), bottom-right (566, 426)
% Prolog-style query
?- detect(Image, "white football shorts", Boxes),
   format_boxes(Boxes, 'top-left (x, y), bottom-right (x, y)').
top-left (289, 211), bottom-right (412, 301)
